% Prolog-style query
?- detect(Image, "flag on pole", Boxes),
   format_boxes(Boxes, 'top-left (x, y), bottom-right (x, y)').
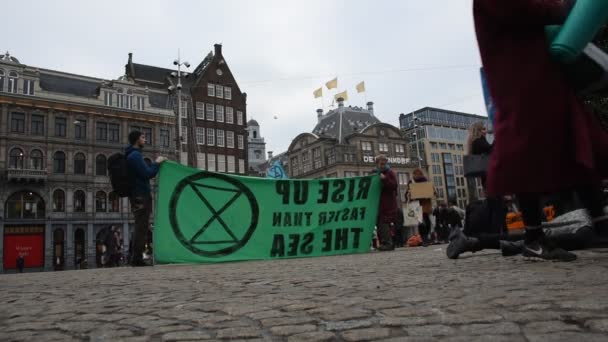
top-left (356, 81), bottom-right (366, 93)
top-left (325, 77), bottom-right (338, 89)
top-left (334, 90), bottom-right (348, 101)
top-left (313, 87), bottom-right (323, 98)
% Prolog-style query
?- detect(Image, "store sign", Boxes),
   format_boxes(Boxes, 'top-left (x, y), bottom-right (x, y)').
top-left (362, 155), bottom-right (410, 165)
top-left (3, 233), bottom-right (45, 268)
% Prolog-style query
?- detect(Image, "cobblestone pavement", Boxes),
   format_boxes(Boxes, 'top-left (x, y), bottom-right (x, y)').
top-left (1, 247), bottom-right (608, 341)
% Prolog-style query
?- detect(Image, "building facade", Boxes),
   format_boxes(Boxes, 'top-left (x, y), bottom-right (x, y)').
top-left (288, 100), bottom-right (419, 210)
top-left (125, 44), bottom-right (249, 174)
top-left (399, 107), bottom-right (493, 208)
top-left (246, 119), bottom-right (266, 174)
top-left (0, 52), bottom-right (176, 273)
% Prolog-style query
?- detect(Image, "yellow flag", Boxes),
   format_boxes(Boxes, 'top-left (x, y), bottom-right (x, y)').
top-left (356, 81), bottom-right (366, 93)
top-left (325, 77), bottom-right (338, 89)
top-left (334, 90), bottom-right (348, 101)
top-left (313, 87), bottom-right (323, 98)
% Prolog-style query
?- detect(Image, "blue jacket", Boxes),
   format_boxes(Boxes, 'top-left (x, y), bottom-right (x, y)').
top-left (125, 145), bottom-right (159, 196)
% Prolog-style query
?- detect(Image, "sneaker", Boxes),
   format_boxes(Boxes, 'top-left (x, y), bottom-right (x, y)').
top-left (446, 229), bottom-right (480, 259)
top-left (500, 240), bottom-right (524, 257)
top-left (378, 244), bottom-right (395, 252)
top-left (522, 240), bottom-right (577, 262)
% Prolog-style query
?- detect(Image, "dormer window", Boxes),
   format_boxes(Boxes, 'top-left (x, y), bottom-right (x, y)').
top-left (23, 79), bottom-right (34, 95)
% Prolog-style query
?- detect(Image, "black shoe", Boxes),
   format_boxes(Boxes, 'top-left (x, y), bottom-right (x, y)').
top-left (522, 240), bottom-right (577, 262)
top-left (500, 240), bottom-right (524, 257)
top-left (378, 244), bottom-right (395, 251)
top-left (446, 229), bottom-right (480, 259)
top-left (131, 260), bottom-right (152, 267)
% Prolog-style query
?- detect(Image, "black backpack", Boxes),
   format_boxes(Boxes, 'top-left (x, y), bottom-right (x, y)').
top-left (108, 153), bottom-right (131, 197)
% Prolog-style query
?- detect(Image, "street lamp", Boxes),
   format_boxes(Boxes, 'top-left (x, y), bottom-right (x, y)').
top-left (168, 49), bottom-right (191, 164)
top-left (412, 115), bottom-right (422, 168)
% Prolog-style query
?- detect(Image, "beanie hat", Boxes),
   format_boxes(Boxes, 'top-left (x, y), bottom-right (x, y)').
top-left (129, 130), bottom-right (143, 145)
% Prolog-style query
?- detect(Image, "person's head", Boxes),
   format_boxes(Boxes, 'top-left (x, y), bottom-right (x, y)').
top-left (467, 121), bottom-right (487, 154)
top-left (129, 130), bottom-right (146, 148)
top-left (412, 168), bottom-right (425, 180)
top-left (448, 199), bottom-right (457, 207)
top-left (375, 154), bottom-right (388, 171)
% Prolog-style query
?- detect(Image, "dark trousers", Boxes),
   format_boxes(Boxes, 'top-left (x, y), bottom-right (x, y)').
top-left (518, 185), bottom-right (604, 242)
top-left (377, 222), bottom-right (393, 247)
top-left (419, 213), bottom-right (431, 243)
top-left (129, 194), bottom-right (152, 263)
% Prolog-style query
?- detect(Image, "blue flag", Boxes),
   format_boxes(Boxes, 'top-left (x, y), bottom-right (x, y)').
top-left (480, 67), bottom-right (496, 126)
top-left (267, 160), bottom-right (288, 179)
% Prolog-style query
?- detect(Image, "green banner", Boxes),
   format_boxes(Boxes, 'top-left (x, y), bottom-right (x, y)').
top-left (154, 162), bottom-right (381, 264)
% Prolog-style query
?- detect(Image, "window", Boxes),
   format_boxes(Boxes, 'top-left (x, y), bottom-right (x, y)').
top-left (9, 148), bottom-right (24, 169)
top-left (95, 191), bottom-right (107, 212)
top-left (197, 152), bottom-right (206, 169)
top-left (206, 104), bottom-right (214, 121)
top-left (207, 83), bottom-right (215, 97)
top-left (217, 130), bottom-right (225, 147)
top-left (30, 150), bottom-right (43, 170)
top-left (53, 151), bottom-right (66, 173)
top-left (224, 87), bottom-right (232, 100)
top-left (437, 188), bottom-right (445, 198)
top-left (439, 143), bottom-right (447, 149)
top-left (361, 141), bottom-right (372, 151)
top-left (217, 154), bottom-right (226, 172)
top-left (207, 128), bottom-right (215, 146)
top-left (75, 120), bottom-right (86, 140)
top-left (433, 176), bottom-right (443, 186)
top-left (432, 164), bottom-right (442, 175)
top-left (142, 127), bottom-right (153, 145)
top-left (379, 143), bottom-right (389, 152)
top-left (302, 152), bottom-right (312, 173)
top-left (196, 102), bottom-right (205, 119)
top-left (8, 71), bottom-right (18, 93)
top-left (161, 129), bottom-right (170, 148)
top-left (395, 144), bottom-right (405, 154)
top-left (74, 153), bottom-right (86, 175)
top-left (137, 96), bottom-right (145, 111)
top-left (180, 100), bottom-right (187, 118)
top-left (74, 190), bottom-right (86, 212)
top-left (207, 154), bottom-right (216, 172)
top-left (431, 142), bottom-right (438, 149)
top-left (10, 113), bottom-right (25, 133)
top-left (313, 148), bottom-right (322, 169)
top-left (457, 144), bottom-right (464, 151)
top-left (109, 192), bottom-right (120, 212)
top-left (0, 70), bottom-right (4, 92)
top-left (226, 131), bottom-right (235, 148)
top-left (216, 105), bottom-right (224, 122)
top-left (225, 107), bottom-right (234, 124)
top-left (23, 79), bottom-right (34, 95)
top-left (398, 173), bottom-right (409, 185)
top-left (55, 117), bottom-right (66, 137)
top-left (196, 127), bottom-right (205, 145)
top-left (449, 144), bottom-right (456, 150)
top-left (227, 156), bottom-right (235, 173)
top-left (109, 123), bottom-right (120, 143)
top-left (238, 135), bottom-right (244, 149)
top-left (215, 85), bottom-right (224, 98)
top-left (239, 159), bottom-right (245, 174)
top-left (181, 126), bottom-right (188, 144)
top-left (96, 122), bottom-right (108, 142)
top-left (237, 111), bottom-right (243, 125)
top-left (5, 191), bottom-right (45, 219)
top-left (104, 91), bottom-right (113, 106)
top-left (96, 155), bottom-right (107, 176)
top-left (291, 156), bottom-right (300, 176)
top-left (53, 190), bottom-right (65, 212)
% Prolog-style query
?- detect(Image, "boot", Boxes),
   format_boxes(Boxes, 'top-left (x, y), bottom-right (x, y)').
top-left (500, 240), bottom-right (524, 257)
top-left (446, 229), bottom-right (481, 259)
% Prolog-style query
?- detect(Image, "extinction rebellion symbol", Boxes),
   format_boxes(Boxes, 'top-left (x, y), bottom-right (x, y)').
top-left (169, 171), bottom-right (259, 257)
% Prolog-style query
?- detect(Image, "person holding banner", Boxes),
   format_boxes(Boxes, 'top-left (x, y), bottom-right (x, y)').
top-left (473, 0), bottom-right (608, 261)
top-left (374, 154), bottom-right (398, 251)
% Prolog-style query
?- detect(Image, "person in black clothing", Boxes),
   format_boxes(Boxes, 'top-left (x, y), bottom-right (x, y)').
top-left (393, 209), bottom-right (405, 248)
top-left (16, 255), bottom-right (25, 273)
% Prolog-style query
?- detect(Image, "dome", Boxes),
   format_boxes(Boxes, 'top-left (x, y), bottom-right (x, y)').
top-left (247, 119), bottom-right (259, 127)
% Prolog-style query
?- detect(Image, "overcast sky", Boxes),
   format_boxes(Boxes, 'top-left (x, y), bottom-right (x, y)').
top-left (5, 0), bottom-right (485, 154)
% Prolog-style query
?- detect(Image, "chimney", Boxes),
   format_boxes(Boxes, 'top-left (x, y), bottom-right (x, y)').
top-left (214, 44), bottom-right (222, 56)
top-left (267, 151), bottom-right (273, 159)
top-left (128, 52), bottom-right (133, 64)
top-left (316, 108), bottom-right (323, 123)
top-left (367, 101), bottom-right (374, 116)
top-left (337, 97), bottom-right (345, 113)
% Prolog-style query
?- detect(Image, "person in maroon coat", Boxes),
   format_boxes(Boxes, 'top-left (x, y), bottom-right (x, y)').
top-left (474, 0), bottom-right (608, 261)
top-left (375, 154), bottom-right (398, 251)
